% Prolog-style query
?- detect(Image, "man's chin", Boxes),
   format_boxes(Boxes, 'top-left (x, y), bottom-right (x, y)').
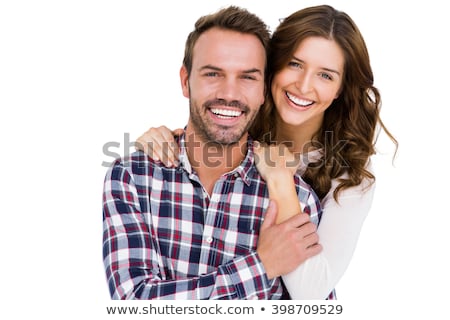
top-left (206, 129), bottom-right (248, 146)
top-left (206, 136), bottom-right (241, 146)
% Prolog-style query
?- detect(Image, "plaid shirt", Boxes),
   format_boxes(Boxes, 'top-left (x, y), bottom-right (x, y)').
top-left (102, 134), bottom-right (322, 300)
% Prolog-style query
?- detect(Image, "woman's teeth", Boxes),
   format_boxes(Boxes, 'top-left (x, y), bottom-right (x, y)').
top-left (286, 92), bottom-right (314, 107)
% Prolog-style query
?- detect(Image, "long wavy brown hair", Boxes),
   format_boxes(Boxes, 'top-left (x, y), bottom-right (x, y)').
top-left (250, 5), bottom-right (398, 201)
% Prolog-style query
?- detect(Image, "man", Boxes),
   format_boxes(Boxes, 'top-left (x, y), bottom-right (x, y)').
top-left (102, 6), bottom-right (322, 300)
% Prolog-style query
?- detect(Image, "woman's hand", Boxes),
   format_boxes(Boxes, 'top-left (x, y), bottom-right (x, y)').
top-left (254, 142), bottom-right (303, 224)
top-left (135, 126), bottom-right (183, 167)
top-left (253, 142), bottom-right (300, 181)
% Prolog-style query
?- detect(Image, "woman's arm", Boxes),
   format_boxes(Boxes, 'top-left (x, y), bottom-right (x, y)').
top-left (255, 144), bottom-right (374, 299)
top-left (283, 178), bottom-right (374, 299)
top-left (254, 143), bottom-right (303, 223)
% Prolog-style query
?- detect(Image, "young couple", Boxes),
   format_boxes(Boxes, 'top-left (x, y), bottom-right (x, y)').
top-left (103, 5), bottom-right (397, 299)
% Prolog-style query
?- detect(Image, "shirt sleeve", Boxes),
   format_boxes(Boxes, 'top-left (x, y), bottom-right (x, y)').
top-left (281, 167), bottom-right (375, 299)
top-left (102, 161), bottom-right (277, 300)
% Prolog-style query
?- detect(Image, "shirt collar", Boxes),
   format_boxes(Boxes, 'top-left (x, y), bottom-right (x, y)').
top-left (297, 148), bottom-right (323, 175)
top-left (177, 131), bottom-right (256, 186)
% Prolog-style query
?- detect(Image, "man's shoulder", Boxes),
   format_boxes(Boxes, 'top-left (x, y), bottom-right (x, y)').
top-left (293, 173), bottom-right (313, 192)
top-left (105, 151), bottom-right (161, 177)
top-left (293, 173), bottom-right (321, 204)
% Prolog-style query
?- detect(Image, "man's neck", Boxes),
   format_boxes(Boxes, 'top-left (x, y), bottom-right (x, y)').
top-left (184, 127), bottom-right (248, 195)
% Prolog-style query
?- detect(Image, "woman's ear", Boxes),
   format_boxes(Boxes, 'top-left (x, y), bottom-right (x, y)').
top-left (334, 87), bottom-right (342, 100)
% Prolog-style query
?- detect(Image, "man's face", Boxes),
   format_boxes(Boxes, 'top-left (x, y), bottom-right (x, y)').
top-left (181, 28), bottom-right (266, 145)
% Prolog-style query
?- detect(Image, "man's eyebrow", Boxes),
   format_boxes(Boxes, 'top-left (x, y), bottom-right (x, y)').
top-left (199, 65), bottom-right (222, 72)
top-left (199, 65), bottom-right (263, 75)
top-left (243, 68), bottom-right (263, 75)
top-left (292, 56), bottom-right (341, 76)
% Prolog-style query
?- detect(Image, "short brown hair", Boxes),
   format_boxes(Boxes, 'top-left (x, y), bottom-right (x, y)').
top-left (182, 6), bottom-right (271, 77)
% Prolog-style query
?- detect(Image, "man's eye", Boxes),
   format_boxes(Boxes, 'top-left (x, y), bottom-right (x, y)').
top-left (205, 72), bottom-right (219, 77)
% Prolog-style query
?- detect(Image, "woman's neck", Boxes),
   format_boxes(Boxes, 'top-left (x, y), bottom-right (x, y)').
top-left (275, 116), bottom-right (321, 154)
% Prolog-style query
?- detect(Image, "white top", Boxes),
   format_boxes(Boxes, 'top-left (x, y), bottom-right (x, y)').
top-left (281, 150), bottom-right (375, 299)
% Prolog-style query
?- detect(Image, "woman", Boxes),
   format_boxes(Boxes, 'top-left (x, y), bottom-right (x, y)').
top-left (136, 5), bottom-right (397, 299)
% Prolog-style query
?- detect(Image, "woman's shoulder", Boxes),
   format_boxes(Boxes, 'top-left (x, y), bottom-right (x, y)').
top-left (322, 159), bottom-right (376, 205)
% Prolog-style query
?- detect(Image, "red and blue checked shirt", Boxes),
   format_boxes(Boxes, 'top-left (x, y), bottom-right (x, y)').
top-left (102, 135), bottom-right (323, 299)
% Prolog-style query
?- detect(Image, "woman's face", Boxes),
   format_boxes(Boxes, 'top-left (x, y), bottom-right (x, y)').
top-left (271, 36), bottom-right (344, 134)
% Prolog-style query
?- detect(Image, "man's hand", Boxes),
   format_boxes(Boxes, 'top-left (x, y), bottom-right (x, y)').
top-left (257, 200), bottom-right (322, 279)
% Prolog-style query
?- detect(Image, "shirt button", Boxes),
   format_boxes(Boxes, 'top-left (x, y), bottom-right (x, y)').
top-left (249, 295), bottom-right (259, 300)
top-left (206, 236), bottom-right (213, 243)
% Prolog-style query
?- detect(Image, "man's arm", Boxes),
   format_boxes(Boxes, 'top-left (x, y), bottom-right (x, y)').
top-left (102, 160), bottom-right (278, 299)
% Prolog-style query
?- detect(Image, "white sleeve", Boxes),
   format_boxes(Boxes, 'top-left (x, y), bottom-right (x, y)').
top-left (281, 170), bottom-right (375, 299)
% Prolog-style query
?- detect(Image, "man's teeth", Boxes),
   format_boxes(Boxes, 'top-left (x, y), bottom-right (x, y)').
top-left (211, 108), bottom-right (242, 118)
top-left (286, 92), bottom-right (313, 107)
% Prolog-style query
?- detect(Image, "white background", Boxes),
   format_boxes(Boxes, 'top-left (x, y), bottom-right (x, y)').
top-left (1, 0), bottom-right (449, 319)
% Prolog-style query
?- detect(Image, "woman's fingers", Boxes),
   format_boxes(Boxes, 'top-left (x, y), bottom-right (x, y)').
top-left (135, 126), bottom-right (179, 166)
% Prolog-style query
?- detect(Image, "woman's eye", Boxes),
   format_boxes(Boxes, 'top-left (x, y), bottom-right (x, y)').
top-left (320, 72), bottom-right (332, 80)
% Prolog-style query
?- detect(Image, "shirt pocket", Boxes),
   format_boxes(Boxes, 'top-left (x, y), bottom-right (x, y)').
top-left (215, 214), bottom-right (263, 259)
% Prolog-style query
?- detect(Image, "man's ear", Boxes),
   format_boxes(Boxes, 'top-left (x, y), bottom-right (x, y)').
top-left (180, 65), bottom-right (189, 98)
